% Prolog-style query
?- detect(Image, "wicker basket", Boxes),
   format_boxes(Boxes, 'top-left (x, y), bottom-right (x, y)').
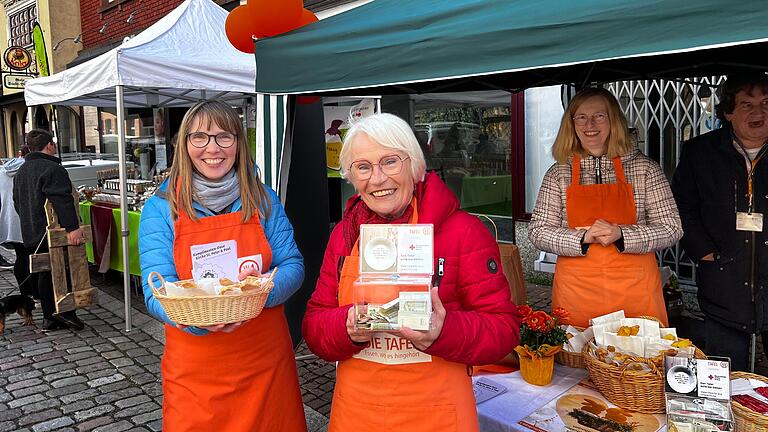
top-left (555, 325), bottom-right (587, 369)
top-left (583, 339), bottom-right (706, 413)
top-left (731, 371), bottom-right (768, 432)
top-left (148, 270), bottom-right (275, 326)
top-left (555, 349), bottom-right (586, 369)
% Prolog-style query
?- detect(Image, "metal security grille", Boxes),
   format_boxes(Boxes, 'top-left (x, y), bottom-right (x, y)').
top-left (608, 77), bottom-right (726, 289)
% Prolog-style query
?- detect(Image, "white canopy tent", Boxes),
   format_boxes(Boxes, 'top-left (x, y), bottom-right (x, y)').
top-left (24, 0), bottom-right (286, 330)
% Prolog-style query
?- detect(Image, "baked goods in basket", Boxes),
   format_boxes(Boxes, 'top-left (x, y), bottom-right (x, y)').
top-left (583, 311), bottom-right (706, 413)
top-left (148, 269), bottom-right (277, 326)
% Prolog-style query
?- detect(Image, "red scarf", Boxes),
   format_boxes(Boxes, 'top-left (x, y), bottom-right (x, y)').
top-left (343, 181), bottom-right (425, 254)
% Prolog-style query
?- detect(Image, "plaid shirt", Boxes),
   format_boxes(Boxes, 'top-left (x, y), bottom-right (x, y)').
top-left (528, 148), bottom-right (682, 256)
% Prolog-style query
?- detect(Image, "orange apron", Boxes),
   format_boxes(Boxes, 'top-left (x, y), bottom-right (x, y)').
top-left (162, 207), bottom-right (306, 432)
top-left (329, 202), bottom-right (479, 432)
top-left (552, 155), bottom-right (668, 328)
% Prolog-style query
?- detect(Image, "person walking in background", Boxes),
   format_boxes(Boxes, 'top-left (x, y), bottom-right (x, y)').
top-left (139, 101), bottom-right (306, 431)
top-left (0, 146), bottom-right (37, 299)
top-left (12, 130), bottom-right (85, 331)
top-left (529, 88), bottom-right (682, 327)
top-left (672, 72), bottom-right (768, 371)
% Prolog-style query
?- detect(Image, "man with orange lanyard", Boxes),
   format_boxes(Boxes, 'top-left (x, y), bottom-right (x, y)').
top-left (673, 72), bottom-right (768, 372)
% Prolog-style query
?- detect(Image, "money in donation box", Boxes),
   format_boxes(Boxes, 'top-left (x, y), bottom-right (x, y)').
top-left (354, 224), bottom-right (434, 332)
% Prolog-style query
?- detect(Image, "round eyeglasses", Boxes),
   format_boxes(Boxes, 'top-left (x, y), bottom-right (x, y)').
top-left (187, 132), bottom-right (236, 148)
top-left (572, 112), bottom-right (608, 126)
top-left (349, 155), bottom-right (410, 180)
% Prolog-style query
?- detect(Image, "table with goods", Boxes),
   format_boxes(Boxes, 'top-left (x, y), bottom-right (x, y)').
top-left (471, 309), bottom-right (768, 432)
top-left (77, 169), bottom-right (168, 276)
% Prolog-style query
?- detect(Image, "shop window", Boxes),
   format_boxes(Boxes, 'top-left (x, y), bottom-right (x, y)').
top-left (7, 3), bottom-right (36, 48)
top-left (379, 91), bottom-right (517, 241)
top-left (521, 86), bottom-right (563, 216)
top-left (10, 111), bottom-right (20, 153)
top-left (99, 107), bottom-right (169, 178)
top-left (412, 93), bottom-right (513, 218)
top-left (56, 106), bottom-right (84, 154)
top-left (34, 106), bottom-right (49, 131)
top-left (100, 0), bottom-right (131, 12)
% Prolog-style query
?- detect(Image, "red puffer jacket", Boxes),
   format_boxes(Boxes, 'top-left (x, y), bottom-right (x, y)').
top-left (302, 172), bottom-right (521, 365)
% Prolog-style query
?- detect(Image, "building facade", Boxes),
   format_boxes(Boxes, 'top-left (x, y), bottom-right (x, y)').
top-left (0, 0), bottom-right (81, 157)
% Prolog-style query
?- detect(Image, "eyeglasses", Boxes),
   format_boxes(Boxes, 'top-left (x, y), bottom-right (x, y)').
top-left (187, 132), bottom-right (236, 148)
top-left (572, 112), bottom-right (608, 126)
top-left (349, 155), bottom-right (410, 180)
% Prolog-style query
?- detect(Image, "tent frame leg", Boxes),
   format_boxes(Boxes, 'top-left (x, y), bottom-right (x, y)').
top-left (116, 85), bottom-right (132, 332)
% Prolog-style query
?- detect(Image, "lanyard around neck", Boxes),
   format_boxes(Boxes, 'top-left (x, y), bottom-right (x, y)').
top-left (733, 135), bottom-right (768, 212)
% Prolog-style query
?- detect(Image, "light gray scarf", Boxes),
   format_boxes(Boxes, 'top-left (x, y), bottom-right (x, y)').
top-left (192, 169), bottom-right (240, 213)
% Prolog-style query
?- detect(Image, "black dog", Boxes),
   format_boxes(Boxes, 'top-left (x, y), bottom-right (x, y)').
top-left (0, 295), bottom-right (35, 333)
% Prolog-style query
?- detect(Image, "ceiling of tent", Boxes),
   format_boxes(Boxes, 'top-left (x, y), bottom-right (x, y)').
top-left (254, 0), bottom-right (768, 95)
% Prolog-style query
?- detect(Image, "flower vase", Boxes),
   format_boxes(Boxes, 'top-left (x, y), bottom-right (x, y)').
top-left (514, 345), bottom-right (561, 386)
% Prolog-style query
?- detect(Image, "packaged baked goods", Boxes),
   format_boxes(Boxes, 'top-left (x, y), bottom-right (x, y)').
top-left (163, 275), bottom-right (271, 297)
top-left (148, 270), bottom-right (277, 326)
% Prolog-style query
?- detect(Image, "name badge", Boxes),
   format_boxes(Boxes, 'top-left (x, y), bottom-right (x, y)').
top-left (736, 212), bottom-right (764, 232)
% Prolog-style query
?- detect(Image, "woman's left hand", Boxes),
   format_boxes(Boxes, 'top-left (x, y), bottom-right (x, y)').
top-left (189, 268), bottom-right (261, 333)
top-left (238, 266), bottom-right (264, 280)
top-left (395, 287), bottom-right (446, 351)
top-left (591, 219), bottom-right (622, 246)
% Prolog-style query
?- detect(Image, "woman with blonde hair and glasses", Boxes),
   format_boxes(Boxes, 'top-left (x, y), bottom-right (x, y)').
top-left (138, 100), bottom-right (306, 431)
top-left (529, 87), bottom-right (682, 327)
top-left (303, 113), bottom-right (520, 432)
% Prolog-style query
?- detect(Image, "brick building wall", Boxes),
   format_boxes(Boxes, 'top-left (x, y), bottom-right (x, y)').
top-left (79, 0), bottom-right (184, 50)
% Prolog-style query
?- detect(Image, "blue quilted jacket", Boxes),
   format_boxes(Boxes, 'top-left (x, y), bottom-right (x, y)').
top-left (138, 180), bottom-right (304, 335)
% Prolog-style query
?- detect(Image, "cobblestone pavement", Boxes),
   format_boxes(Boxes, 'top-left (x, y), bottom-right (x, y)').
top-left (0, 248), bottom-right (329, 432)
top-left (3, 241), bottom-right (766, 431)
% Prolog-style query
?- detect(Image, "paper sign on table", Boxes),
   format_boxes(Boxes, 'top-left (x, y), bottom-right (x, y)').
top-left (473, 378), bottom-right (507, 404)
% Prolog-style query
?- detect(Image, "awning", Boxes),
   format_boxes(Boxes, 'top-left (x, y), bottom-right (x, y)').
top-left (255, 0), bottom-right (768, 95)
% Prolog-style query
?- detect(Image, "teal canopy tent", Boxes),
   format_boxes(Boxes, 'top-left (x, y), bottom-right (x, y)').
top-left (255, 0), bottom-right (768, 95)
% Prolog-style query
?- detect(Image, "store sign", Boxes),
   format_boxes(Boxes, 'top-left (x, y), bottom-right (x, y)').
top-left (3, 46), bottom-right (32, 71)
top-left (3, 73), bottom-right (33, 89)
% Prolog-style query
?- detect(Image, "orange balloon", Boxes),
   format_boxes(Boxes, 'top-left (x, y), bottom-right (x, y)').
top-left (225, 6), bottom-right (255, 53)
top-left (299, 9), bottom-right (318, 26)
top-left (247, 0), bottom-right (303, 37)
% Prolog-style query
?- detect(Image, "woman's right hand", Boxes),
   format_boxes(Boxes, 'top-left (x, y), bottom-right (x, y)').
top-left (346, 307), bottom-right (373, 344)
top-left (583, 219), bottom-right (619, 245)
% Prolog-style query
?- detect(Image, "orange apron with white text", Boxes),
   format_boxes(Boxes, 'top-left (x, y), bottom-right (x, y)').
top-left (329, 202), bottom-right (479, 432)
top-left (162, 208), bottom-right (306, 432)
top-left (552, 155), bottom-right (668, 328)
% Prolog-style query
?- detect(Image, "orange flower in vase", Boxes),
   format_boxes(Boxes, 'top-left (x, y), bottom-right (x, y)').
top-left (514, 306), bottom-right (569, 386)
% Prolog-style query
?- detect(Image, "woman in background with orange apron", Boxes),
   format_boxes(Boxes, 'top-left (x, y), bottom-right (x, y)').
top-left (529, 88), bottom-right (683, 328)
top-left (139, 101), bottom-right (306, 431)
top-left (303, 113), bottom-right (521, 431)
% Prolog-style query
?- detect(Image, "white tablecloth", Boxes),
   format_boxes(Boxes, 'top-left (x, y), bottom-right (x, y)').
top-left (474, 365), bottom-right (587, 432)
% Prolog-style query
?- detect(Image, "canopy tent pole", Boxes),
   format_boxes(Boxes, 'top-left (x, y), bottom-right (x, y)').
top-left (116, 85), bottom-right (132, 332)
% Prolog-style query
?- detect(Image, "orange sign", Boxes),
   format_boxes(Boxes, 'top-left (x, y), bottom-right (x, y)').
top-left (4, 46), bottom-right (32, 71)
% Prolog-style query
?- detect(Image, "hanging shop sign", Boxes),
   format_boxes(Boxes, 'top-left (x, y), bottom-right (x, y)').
top-left (3, 73), bottom-right (34, 89)
top-left (3, 46), bottom-right (32, 71)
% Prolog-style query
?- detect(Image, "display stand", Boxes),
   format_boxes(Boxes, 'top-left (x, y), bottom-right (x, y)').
top-left (30, 199), bottom-right (96, 313)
